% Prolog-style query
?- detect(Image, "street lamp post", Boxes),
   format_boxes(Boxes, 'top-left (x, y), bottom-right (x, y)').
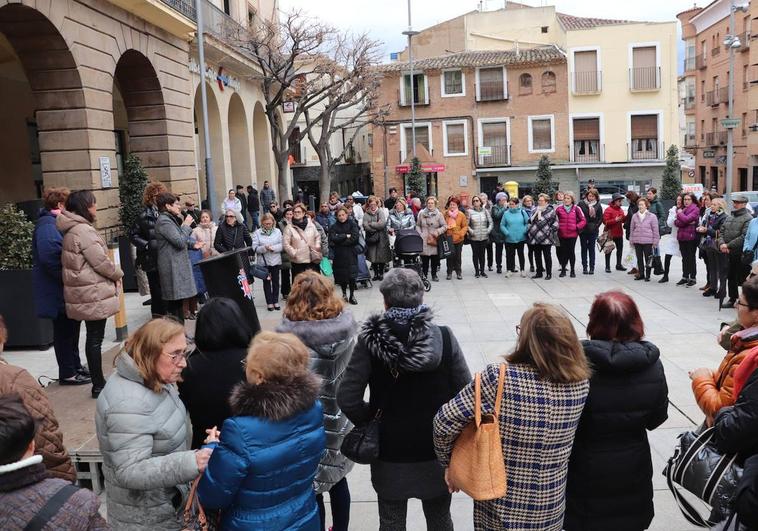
top-left (195, 0), bottom-right (218, 219)
top-left (725, 0), bottom-right (749, 209)
top-left (402, 0), bottom-right (419, 161)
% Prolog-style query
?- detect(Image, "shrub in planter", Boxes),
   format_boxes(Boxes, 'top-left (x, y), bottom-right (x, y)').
top-left (0, 203), bottom-right (53, 348)
top-left (117, 154), bottom-right (149, 293)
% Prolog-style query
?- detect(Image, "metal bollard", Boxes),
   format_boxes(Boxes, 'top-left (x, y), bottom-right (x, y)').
top-left (107, 242), bottom-right (128, 341)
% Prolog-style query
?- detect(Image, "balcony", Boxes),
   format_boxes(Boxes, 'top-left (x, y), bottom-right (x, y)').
top-left (682, 95), bottom-right (696, 111)
top-left (628, 140), bottom-right (663, 161)
top-left (697, 54), bottom-right (707, 69)
top-left (629, 66), bottom-right (661, 91)
top-left (685, 134), bottom-right (697, 147)
top-left (739, 31), bottom-right (751, 52)
top-left (684, 57), bottom-right (696, 72)
top-left (712, 45), bottom-right (722, 57)
top-left (397, 89), bottom-right (429, 107)
top-left (476, 145), bottom-right (510, 167)
top-left (719, 86), bottom-right (730, 104)
top-left (572, 70), bottom-right (602, 94)
top-left (706, 90), bottom-right (722, 106)
top-left (573, 143), bottom-right (603, 163)
top-left (706, 131), bottom-right (728, 146)
top-left (201, 0), bottom-right (249, 43)
top-left (476, 81), bottom-right (508, 102)
top-left (106, 0), bottom-right (196, 37)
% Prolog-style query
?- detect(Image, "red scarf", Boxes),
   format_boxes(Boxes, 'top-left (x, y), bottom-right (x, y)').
top-left (733, 346), bottom-right (758, 399)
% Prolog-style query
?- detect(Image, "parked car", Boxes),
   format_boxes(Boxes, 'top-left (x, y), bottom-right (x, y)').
top-left (599, 194), bottom-right (629, 215)
top-left (733, 191), bottom-right (758, 215)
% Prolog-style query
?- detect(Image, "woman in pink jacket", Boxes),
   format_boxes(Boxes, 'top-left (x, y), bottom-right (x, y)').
top-left (674, 192), bottom-right (701, 287)
top-left (629, 198), bottom-right (660, 282)
top-left (554, 191), bottom-right (587, 278)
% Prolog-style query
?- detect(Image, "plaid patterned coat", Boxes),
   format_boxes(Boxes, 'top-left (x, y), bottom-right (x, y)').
top-left (433, 363), bottom-right (589, 531)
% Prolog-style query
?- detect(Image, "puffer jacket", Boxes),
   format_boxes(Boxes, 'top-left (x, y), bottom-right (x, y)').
top-left (284, 219), bottom-right (322, 264)
top-left (130, 205), bottom-right (160, 272)
top-left (252, 227), bottom-right (283, 267)
top-left (388, 209), bottom-right (415, 232)
top-left (0, 357), bottom-right (76, 482)
top-left (719, 207), bottom-right (752, 251)
top-left (500, 207), bottom-right (529, 244)
top-left (277, 311), bottom-right (358, 494)
top-left (96, 354), bottom-right (200, 530)
top-left (713, 364), bottom-right (758, 460)
top-left (674, 203), bottom-right (700, 241)
top-left (555, 204), bottom-right (587, 239)
top-left (32, 209), bottom-right (65, 319)
top-left (490, 204), bottom-right (508, 244)
top-left (416, 208), bottom-right (447, 256)
top-left (649, 198), bottom-right (667, 233)
top-left (467, 207), bottom-right (493, 241)
top-left (57, 210), bottom-right (123, 322)
top-left (214, 221), bottom-right (252, 254)
top-left (528, 205), bottom-right (559, 246)
top-left (692, 326), bottom-right (758, 422)
top-left (630, 211), bottom-right (660, 245)
top-left (743, 216), bottom-right (758, 253)
top-left (564, 340), bottom-right (668, 531)
top-left (602, 204), bottom-right (625, 239)
top-left (198, 373), bottom-right (326, 531)
top-left (445, 209), bottom-right (469, 245)
top-left (577, 201), bottom-right (604, 234)
top-left (0, 456), bottom-right (107, 530)
top-left (190, 223), bottom-right (218, 258)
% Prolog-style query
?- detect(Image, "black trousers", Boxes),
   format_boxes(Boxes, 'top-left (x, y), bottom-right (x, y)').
top-left (53, 314), bottom-right (82, 380)
top-left (316, 477), bottom-right (350, 531)
top-left (679, 239), bottom-right (698, 280)
top-left (84, 319), bottom-right (106, 389)
top-left (727, 250), bottom-right (750, 300)
top-left (446, 242), bottom-right (463, 274)
top-left (421, 255), bottom-right (440, 276)
top-left (526, 243), bottom-right (535, 269)
top-left (377, 493), bottom-right (453, 531)
top-left (533, 244), bottom-right (553, 274)
top-left (494, 242), bottom-right (504, 269)
top-left (292, 262), bottom-right (319, 278)
top-left (146, 269), bottom-right (165, 316)
top-left (605, 237), bottom-right (624, 268)
top-left (471, 240), bottom-right (487, 274)
top-left (706, 249), bottom-right (726, 296)
top-left (164, 299), bottom-right (184, 324)
top-left (485, 239), bottom-right (494, 268)
top-left (635, 243), bottom-right (653, 278)
top-left (281, 267), bottom-right (292, 298)
top-left (263, 265), bottom-right (281, 305)
top-left (579, 231), bottom-right (598, 270)
top-left (557, 237), bottom-right (578, 271)
top-left (505, 242), bottom-right (525, 272)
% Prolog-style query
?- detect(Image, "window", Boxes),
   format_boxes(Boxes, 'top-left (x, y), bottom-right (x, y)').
top-left (573, 49), bottom-right (599, 93)
top-left (247, 4), bottom-right (256, 27)
top-left (441, 70), bottom-right (464, 97)
top-left (744, 65), bottom-right (750, 90)
top-left (541, 26), bottom-right (549, 33)
top-left (519, 73), bottom-right (532, 95)
top-left (401, 73), bottom-right (428, 105)
top-left (630, 114), bottom-right (659, 160)
top-left (701, 79), bottom-right (706, 101)
top-left (541, 71), bottom-right (556, 93)
top-left (477, 66), bottom-right (506, 101)
top-left (743, 112), bottom-right (748, 137)
top-left (528, 115), bottom-right (555, 153)
top-left (478, 119), bottom-right (509, 166)
top-left (572, 117), bottom-right (600, 162)
top-left (701, 119), bottom-right (705, 141)
top-left (630, 45), bottom-right (658, 90)
top-left (401, 123), bottom-right (432, 158)
top-left (443, 121), bottom-right (467, 156)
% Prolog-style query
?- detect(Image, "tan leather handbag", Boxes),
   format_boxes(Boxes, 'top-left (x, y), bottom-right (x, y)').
top-left (448, 363), bottom-right (507, 501)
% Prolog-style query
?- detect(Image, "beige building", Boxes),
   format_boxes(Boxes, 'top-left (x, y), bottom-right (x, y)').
top-left (0, 0), bottom-right (277, 231)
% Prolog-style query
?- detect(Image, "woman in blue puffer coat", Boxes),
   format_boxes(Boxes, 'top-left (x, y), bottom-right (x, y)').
top-left (198, 331), bottom-right (326, 531)
top-left (500, 196), bottom-right (530, 277)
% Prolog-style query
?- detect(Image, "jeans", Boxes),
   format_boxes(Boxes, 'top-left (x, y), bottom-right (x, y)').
top-left (635, 243), bottom-right (653, 278)
top-left (377, 493), bottom-right (453, 531)
top-left (505, 241), bottom-right (525, 272)
top-left (605, 237), bottom-right (624, 269)
top-left (249, 210), bottom-right (259, 231)
top-left (579, 231), bottom-right (598, 270)
top-left (84, 319), bottom-right (106, 389)
top-left (53, 314), bottom-right (82, 380)
top-left (316, 477), bottom-right (350, 531)
top-left (558, 237), bottom-right (578, 271)
top-left (446, 242), bottom-right (463, 275)
top-left (533, 244), bottom-right (553, 274)
top-left (146, 270), bottom-right (165, 316)
top-left (679, 239), bottom-right (698, 280)
top-left (263, 265), bottom-right (280, 305)
top-left (471, 239), bottom-right (487, 274)
top-left (281, 267), bottom-right (292, 298)
top-left (421, 255), bottom-right (440, 277)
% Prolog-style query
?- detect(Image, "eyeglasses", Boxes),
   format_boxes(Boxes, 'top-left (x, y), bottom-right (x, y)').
top-left (162, 348), bottom-right (191, 365)
top-left (736, 300), bottom-right (751, 308)
top-left (225, 215), bottom-right (236, 218)
top-left (515, 325), bottom-right (521, 336)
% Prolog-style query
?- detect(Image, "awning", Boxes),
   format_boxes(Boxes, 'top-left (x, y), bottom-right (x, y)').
top-left (396, 163), bottom-right (446, 173)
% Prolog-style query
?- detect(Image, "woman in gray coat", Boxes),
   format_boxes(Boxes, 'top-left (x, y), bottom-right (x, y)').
top-left (416, 196), bottom-right (447, 282)
top-left (277, 270), bottom-right (357, 531)
top-left (363, 195), bottom-right (392, 280)
top-left (95, 318), bottom-right (214, 531)
top-left (154, 192), bottom-right (198, 323)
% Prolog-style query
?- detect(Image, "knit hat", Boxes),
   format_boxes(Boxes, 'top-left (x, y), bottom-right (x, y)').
top-left (495, 192), bottom-right (508, 202)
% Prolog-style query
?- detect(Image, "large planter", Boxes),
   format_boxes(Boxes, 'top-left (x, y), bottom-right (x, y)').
top-left (0, 269), bottom-right (53, 349)
top-left (117, 235), bottom-right (138, 293)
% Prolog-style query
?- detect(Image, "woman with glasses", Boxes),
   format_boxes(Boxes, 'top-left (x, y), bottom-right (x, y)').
top-left (96, 318), bottom-right (214, 530)
top-left (214, 209), bottom-right (253, 254)
top-left (179, 298), bottom-right (251, 449)
top-left (467, 195), bottom-right (493, 278)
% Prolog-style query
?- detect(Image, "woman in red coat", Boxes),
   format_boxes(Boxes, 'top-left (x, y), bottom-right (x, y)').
top-left (602, 194), bottom-right (626, 273)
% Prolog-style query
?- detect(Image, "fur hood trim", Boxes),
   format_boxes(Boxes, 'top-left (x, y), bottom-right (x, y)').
top-left (229, 372), bottom-right (321, 421)
top-left (360, 308), bottom-right (440, 373)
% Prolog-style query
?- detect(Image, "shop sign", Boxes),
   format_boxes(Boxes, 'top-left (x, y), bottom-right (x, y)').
top-left (682, 183), bottom-right (704, 198)
top-left (703, 149), bottom-right (716, 159)
top-left (189, 58), bottom-right (241, 91)
top-left (395, 163), bottom-right (446, 173)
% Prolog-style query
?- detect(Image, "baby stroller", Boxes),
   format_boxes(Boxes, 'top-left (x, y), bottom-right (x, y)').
top-left (393, 229), bottom-right (431, 292)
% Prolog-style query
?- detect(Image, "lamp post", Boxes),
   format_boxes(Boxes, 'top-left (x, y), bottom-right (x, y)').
top-left (402, 0), bottom-right (419, 160)
top-left (195, 0), bottom-right (218, 219)
top-left (724, 0), bottom-right (749, 209)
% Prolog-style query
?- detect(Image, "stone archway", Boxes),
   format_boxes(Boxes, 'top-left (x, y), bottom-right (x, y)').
top-left (0, 3), bottom-right (90, 202)
top-left (194, 83), bottom-right (226, 207)
top-left (228, 92), bottom-right (252, 188)
top-left (252, 101), bottom-right (271, 189)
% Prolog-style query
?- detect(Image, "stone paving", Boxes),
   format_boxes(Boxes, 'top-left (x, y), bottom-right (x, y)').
top-left (2, 246), bottom-right (733, 530)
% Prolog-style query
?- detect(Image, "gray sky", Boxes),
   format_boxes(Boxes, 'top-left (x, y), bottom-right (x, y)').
top-left (278, 0), bottom-right (697, 62)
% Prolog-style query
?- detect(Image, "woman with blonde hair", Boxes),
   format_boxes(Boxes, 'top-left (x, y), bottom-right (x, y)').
top-left (527, 193), bottom-right (559, 280)
top-left (131, 181), bottom-right (168, 316)
top-left (252, 212), bottom-right (284, 311)
top-left (417, 196), bottom-right (447, 281)
top-left (444, 195), bottom-right (469, 280)
top-left (434, 303), bottom-right (591, 530)
top-left (96, 318), bottom-right (212, 530)
top-left (702, 197), bottom-right (728, 297)
top-left (363, 195), bottom-right (392, 281)
top-left (198, 331), bottom-right (326, 530)
top-left (277, 271), bottom-right (358, 531)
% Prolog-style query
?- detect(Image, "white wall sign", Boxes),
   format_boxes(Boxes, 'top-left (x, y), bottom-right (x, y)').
top-left (459, 175), bottom-right (468, 187)
top-left (99, 157), bottom-right (112, 188)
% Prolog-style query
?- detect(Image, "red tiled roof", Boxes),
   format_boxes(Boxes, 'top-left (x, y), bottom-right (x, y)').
top-left (556, 12), bottom-right (640, 30)
top-left (378, 46), bottom-right (565, 73)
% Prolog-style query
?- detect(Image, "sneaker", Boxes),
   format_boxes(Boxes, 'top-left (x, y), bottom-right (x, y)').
top-left (348, 296), bottom-right (358, 305)
top-left (520, 271), bottom-right (526, 278)
top-left (589, 269), bottom-right (594, 275)
top-left (481, 272), bottom-right (488, 278)
top-left (559, 270), bottom-right (566, 278)
top-left (456, 273), bottom-right (463, 280)
top-left (570, 270), bottom-right (576, 278)
top-left (496, 267), bottom-right (502, 274)
top-left (504, 271), bottom-right (511, 278)
top-left (488, 266), bottom-right (493, 271)
top-left (582, 267), bottom-right (588, 275)
top-left (686, 279), bottom-right (697, 287)
top-left (59, 374), bottom-right (91, 386)
top-left (616, 265), bottom-right (627, 272)
top-left (475, 273), bottom-right (480, 278)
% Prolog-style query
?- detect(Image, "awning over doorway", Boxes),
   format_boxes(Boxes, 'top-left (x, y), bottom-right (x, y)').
top-left (395, 143), bottom-right (445, 173)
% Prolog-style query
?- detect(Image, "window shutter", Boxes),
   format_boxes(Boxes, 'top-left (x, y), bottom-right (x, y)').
top-left (573, 118), bottom-right (599, 141)
top-left (482, 122), bottom-right (507, 146)
top-left (631, 115), bottom-right (658, 139)
top-left (633, 46), bottom-right (656, 68)
top-left (479, 67), bottom-right (503, 84)
top-left (574, 50), bottom-right (597, 72)
top-left (532, 119), bottom-right (552, 150)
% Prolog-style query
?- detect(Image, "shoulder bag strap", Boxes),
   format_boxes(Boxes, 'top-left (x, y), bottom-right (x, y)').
top-left (23, 483), bottom-right (79, 531)
top-left (494, 363), bottom-right (506, 418)
top-left (474, 372), bottom-right (482, 427)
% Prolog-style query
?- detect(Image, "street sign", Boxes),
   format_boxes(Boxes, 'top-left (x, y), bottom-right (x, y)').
top-left (688, 169), bottom-right (695, 177)
top-left (478, 146), bottom-right (492, 156)
top-left (721, 118), bottom-right (741, 129)
top-left (703, 149), bottom-right (716, 159)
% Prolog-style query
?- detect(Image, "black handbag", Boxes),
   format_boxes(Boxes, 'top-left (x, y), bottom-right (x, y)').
top-left (438, 234), bottom-right (454, 259)
top-left (365, 230), bottom-right (380, 244)
top-left (246, 251), bottom-right (270, 281)
top-left (664, 425), bottom-right (743, 527)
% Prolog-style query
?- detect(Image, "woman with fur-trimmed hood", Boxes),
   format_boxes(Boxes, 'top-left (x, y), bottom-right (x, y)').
top-left (198, 331), bottom-right (326, 531)
top-left (337, 268), bottom-right (471, 530)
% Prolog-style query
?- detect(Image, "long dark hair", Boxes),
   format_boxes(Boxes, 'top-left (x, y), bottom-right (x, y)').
top-left (65, 190), bottom-right (96, 222)
top-left (195, 298), bottom-right (253, 352)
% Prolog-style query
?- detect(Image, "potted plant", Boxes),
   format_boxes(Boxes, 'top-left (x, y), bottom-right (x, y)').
top-left (0, 203), bottom-right (53, 348)
top-left (117, 154), bottom-right (149, 292)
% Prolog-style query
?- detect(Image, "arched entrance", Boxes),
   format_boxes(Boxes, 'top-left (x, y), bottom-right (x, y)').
top-left (253, 102), bottom-right (271, 189)
top-left (0, 4), bottom-right (88, 204)
top-left (194, 83), bottom-right (226, 207)
top-left (228, 93), bottom-right (252, 188)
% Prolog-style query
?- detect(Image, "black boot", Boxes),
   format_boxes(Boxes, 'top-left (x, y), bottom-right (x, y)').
top-left (645, 267), bottom-right (652, 281)
top-left (652, 256), bottom-right (664, 275)
top-left (341, 288), bottom-right (348, 302)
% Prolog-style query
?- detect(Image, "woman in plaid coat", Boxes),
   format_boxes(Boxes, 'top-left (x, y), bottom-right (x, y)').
top-left (433, 303), bottom-right (590, 531)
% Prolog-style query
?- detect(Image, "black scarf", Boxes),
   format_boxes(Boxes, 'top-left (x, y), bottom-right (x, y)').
top-left (293, 217), bottom-right (308, 231)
